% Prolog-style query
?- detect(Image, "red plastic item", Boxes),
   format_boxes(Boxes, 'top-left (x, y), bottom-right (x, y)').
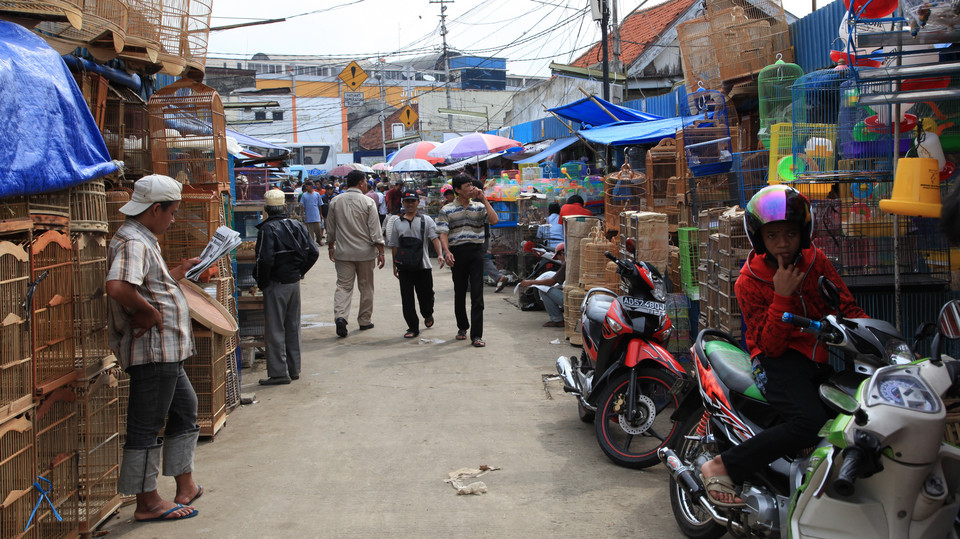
top-left (865, 113), bottom-right (918, 134)
top-left (830, 50), bottom-right (881, 68)
top-left (843, 0), bottom-right (897, 18)
top-left (902, 76), bottom-right (952, 92)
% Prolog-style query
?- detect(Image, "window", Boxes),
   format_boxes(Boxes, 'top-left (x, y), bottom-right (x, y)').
top-left (302, 146), bottom-right (330, 166)
top-left (272, 111), bottom-right (284, 121)
top-left (254, 111), bottom-right (266, 121)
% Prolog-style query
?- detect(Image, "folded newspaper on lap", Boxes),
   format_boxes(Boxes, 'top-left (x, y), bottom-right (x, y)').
top-left (185, 226), bottom-right (242, 281)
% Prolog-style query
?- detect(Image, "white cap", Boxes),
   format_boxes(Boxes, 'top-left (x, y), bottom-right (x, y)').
top-left (119, 174), bottom-right (183, 216)
top-left (264, 188), bottom-right (285, 207)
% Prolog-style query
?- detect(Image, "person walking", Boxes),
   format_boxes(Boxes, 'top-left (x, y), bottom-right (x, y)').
top-left (299, 180), bottom-right (324, 246)
top-left (105, 174), bottom-right (203, 523)
top-left (436, 174), bottom-right (499, 347)
top-left (385, 179), bottom-right (403, 215)
top-left (377, 182), bottom-right (389, 225)
top-left (390, 190), bottom-right (444, 339)
top-left (326, 170), bottom-right (386, 338)
top-left (254, 189), bottom-right (320, 385)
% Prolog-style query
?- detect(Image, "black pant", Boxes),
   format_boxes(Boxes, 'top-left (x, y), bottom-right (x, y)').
top-left (449, 243), bottom-right (484, 340)
top-left (721, 350), bottom-right (830, 483)
top-left (398, 268), bottom-right (434, 334)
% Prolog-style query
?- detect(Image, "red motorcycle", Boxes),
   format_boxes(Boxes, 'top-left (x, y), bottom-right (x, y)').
top-left (556, 251), bottom-right (687, 468)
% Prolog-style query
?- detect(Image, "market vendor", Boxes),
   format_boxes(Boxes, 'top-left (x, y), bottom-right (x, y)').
top-left (519, 243), bottom-right (565, 327)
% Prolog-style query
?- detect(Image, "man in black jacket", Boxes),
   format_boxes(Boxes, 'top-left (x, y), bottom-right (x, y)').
top-left (254, 189), bottom-right (320, 385)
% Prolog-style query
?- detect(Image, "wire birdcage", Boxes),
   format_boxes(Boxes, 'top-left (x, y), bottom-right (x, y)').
top-left (734, 150), bottom-right (770, 207)
top-left (684, 88), bottom-right (734, 178)
top-left (604, 164), bottom-right (645, 236)
top-left (708, 0), bottom-right (793, 83)
top-left (75, 369), bottom-right (121, 534)
top-left (183, 0), bottom-right (212, 76)
top-left (31, 230), bottom-right (77, 394)
top-left (36, 0), bottom-right (128, 58)
top-left (758, 56), bottom-right (804, 148)
top-left (836, 77), bottom-right (913, 179)
top-left (0, 0), bottom-right (83, 29)
top-left (148, 78), bottom-right (229, 192)
top-left (0, 412), bottom-right (36, 539)
top-left (103, 86), bottom-right (151, 180)
top-left (788, 68), bottom-right (850, 182)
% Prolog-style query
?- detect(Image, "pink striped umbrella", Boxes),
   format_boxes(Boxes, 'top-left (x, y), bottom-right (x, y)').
top-left (427, 133), bottom-right (521, 160)
top-left (387, 141), bottom-right (443, 166)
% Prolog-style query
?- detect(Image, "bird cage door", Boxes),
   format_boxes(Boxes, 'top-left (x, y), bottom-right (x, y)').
top-left (683, 87), bottom-right (733, 177)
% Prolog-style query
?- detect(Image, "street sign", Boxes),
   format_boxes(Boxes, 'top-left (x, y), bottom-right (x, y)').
top-left (338, 61), bottom-right (368, 91)
top-left (343, 92), bottom-right (364, 107)
top-left (398, 105), bottom-right (418, 129)
top-left (392, 123), bottom-right (405, 140)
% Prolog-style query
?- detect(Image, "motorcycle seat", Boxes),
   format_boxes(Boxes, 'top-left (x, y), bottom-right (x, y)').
top-left (703, 340), bottom-right (766, 402)
top-left (584, 295), bottom-right (615, 324)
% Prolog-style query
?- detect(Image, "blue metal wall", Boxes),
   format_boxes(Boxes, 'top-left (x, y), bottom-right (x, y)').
top-left (789, 0), bottom-right (847, 74)
top-left (621, 85), bottom-right (689, 119)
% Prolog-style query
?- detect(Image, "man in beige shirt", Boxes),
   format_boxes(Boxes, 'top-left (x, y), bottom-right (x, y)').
top-left (326, 170), bottom-right (385, 337)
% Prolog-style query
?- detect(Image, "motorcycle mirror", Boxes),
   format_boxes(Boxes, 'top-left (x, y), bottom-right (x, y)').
top-left (625, 237), bottom-right (636, 254)
top-left (522, 241), bottom-right (534, 253)
top-left (937, 300), bottom-right (960, 340)
top-left (817, 276), bottom-right (842, 311)
top-left (819, 385), bottom-right (866, 425)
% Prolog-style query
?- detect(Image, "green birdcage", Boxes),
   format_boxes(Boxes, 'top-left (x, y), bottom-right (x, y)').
top-left (757, 55), bottom-right (803, 149)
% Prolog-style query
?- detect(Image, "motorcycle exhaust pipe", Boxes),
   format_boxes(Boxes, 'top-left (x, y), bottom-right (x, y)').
top-left (555, 356), bottom-right (580, 394)
top-left (658, 448), bottom-right (747, 534)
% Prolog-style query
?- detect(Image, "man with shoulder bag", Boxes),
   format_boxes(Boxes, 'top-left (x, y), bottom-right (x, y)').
top-left (390, 190), bottom-right (443, 338)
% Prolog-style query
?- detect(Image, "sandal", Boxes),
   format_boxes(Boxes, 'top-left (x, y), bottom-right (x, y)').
top-left (471, 338), bottom-right (486, 348)
top-left (404, 330), bottom-right (418, 339)
top-left (424, 316), bottom-right (434, 328)
top-left (542, 320), bottom-right (564, 328)
top-left (456, 330), bottom-right (467, 341)
top-left (699, 473), bottom-right (744, 507)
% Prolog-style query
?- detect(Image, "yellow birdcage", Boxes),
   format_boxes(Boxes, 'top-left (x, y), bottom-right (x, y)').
top-left (148, 78), bottom-right (229, 192)
top-left (36, 0), bottom-right (128, 59)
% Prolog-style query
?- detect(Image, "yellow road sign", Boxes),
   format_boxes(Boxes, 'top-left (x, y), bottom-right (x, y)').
top-left (338, 61), bottom-right (368, 91)
top-left (399, 105), bottom-right (418, 129)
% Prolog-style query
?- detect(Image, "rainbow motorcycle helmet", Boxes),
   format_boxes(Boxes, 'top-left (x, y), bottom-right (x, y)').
top-left (743, 185), bottom-right (813, 256)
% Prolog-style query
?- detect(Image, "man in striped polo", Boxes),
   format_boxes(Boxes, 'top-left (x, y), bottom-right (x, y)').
top-left (436, 174), bottom-right (499, 347)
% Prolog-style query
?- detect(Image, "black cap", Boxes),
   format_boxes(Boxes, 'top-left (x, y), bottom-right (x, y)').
top-left (401, 190), bottom-right (419, 201)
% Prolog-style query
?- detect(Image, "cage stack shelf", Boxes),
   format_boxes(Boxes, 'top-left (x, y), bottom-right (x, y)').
top-left (0, 411), bottom-right (36, 539)
top-left (1, 237), bottom-right (33, 421)
top-left (148, 79), bottom-right (229, 193)
top-left (102, 87), bottom-right (151, 181)
top-left (30, 230), bottom-right (77, 395)
top-left (34, 386), bottom-right (80, 539)
top-left (36, 0), bottom-right (128, 60)
top-left (74, 369), bottom-right (121, 535)
top-left (188, 326), bottom-right (227, 438)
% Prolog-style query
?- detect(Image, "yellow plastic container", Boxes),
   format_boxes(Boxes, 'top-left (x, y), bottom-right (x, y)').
top-left (879, 157), bottom-right (941, 218)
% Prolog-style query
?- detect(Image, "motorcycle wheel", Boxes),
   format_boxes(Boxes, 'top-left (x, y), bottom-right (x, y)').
top-left (594, 368), bottom-right (681, 469)
top-left (668, 409), bottom-right (726, 539)
top-left (577, 400), bottom-right (595, 423)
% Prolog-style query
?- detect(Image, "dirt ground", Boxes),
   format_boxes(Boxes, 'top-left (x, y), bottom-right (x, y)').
top-left (99, 253), bottom-right (684, 538)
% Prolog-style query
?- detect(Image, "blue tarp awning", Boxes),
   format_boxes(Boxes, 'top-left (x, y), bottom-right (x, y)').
top-left (548, 96), bottom-right (663, 128)
top-left (515, 136), bottom-right (579, 164)
top-left (0, 21), bottom-right (117, 197)
top-left (226, 129), bottom-right (288, 152)
top-left (578, 117), bottom-right (700, 146)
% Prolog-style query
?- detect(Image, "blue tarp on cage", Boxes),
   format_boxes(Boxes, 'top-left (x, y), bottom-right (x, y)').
top-left (0, 21), bottom-right (117, 198)
top-left (549, 96), bottom-right (663, 127)
top-left (578, 117), bottom-right (700, 146)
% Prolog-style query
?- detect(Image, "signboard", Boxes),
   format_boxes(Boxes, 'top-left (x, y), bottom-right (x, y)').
top-left (398, 105), bottom-right (418, 129)
top-left (338, 61), bottom-right (367, 91)
top-left (343, 92), bottom-right (364, 107)
top-left (392, 123), bottom-right (405, 140)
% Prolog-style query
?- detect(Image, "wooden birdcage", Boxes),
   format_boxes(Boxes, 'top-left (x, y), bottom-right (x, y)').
top-left (0, 411), bottom-right (36, 539)
top-left (183, 0), bottom-right (212, 78)
top-left (73, 71), bottom-right (110, 131)
top-left (34, 386), bottom-right (81, 538)
top-left (148, 79), bottom-right (229, 192)
top-left (154, 0), bottom-right (189, 76)
top-left (677, 17), bottom-right (722, 94)
top-left (30, 230), bottom-right (77, 394)
top-left (604, 164), bottom-right (645, 235)
top-left (0, 0), bottom-right (83, 29)
top-left (72, 233), bottom-right (112, 379)
top-left (114, 368), bottom-right (128, 448)
top-left (36, 0), bottom-right (128, 59)
top-left (75, 369), bottom-right (121, 535)
top-left (69, 179), bottom-right (108, 233)
top-left (117, 0), bottom-right (162, 72)
top-left (28, 189), bottom-right (71, 230)
top-left (0, 196), bottom-right (31, 233)
top-left (0, 237), bottom-right (33, 421)
top-left (103, 86), bottom-right (151, 179)
top-left (158, 186), bottom-right (220, 268)
top-left (105, 189), bottom-right (131, 241)
top-left (646, 138), bottom-right (679, 211)
top-left (187, 326), bottom-right (227, 437)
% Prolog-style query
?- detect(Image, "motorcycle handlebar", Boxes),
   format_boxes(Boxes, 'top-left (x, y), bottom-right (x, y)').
top-left (604, 251), bottom-right (618, 262)
top-left (833, 447), bottom-right (864, 497)
top-left (782, 313), bottom-right (842, 344)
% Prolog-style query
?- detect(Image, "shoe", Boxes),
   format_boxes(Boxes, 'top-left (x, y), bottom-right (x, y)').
top-left (135, 504), bottom-right (199, 522)
top-left (359, 323), bottom-right (375, 330)
top-left (471, 338), bottom-right (486, 348)
top-left (456, 329), bottom-right (467, 341)
top-left (259, 377), bottom-right (292, 385)
top-left (542, 321), bottom-right (564, 328)
top-left (289, 374), bottom-right (300, 381)
top-left (495, 276), bottom-right (508, 293)
top-left (424, 316), bottom-right (434, 328)
top-left (335, 317), bottom-right (348, 337)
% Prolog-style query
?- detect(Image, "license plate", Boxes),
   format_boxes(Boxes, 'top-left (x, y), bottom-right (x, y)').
top-left (621, 296), bottom-right (666, 316)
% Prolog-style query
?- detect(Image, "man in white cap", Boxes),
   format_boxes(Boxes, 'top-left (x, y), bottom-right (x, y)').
top-left (105, 174), bottom-right (203, 522)
top-left (254, 188), bottom-right (319, 385)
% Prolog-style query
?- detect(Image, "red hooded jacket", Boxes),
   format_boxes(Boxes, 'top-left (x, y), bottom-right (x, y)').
top-left (734, 246), bottom-right (867, 363)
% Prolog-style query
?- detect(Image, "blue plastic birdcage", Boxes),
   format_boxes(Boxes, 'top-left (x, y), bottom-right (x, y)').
top-left (837, 76), bottom-right (907, 177)
top-left (683, 87), bottom-right (733, 177)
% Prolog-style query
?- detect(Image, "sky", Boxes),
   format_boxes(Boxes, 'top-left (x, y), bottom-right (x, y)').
top-left (207, 0), bottom-right (817, 78)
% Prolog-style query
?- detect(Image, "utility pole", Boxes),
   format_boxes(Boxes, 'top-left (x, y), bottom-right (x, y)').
top-left (377, 57), bottom-right (387, 161)
top-left (600, 0), bottom-right (610, 102)
top-left (611, 0), bottom-right (621, 75)
top-left (289, 67), bottom-right (299, 143)
top-left (431, 0), bottom-right (454, 130)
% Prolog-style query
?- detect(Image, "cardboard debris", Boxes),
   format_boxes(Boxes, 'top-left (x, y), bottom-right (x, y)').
top-left (444, 465), bottom-right (501, 495)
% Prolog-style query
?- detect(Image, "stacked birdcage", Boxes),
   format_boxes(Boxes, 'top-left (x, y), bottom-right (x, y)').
top-left (36, 0), bottom-right (128, 59)
top-left (183, 0), bottom-right (213, 76)
top-left (74, 368), bottom-right (121, 534)
top-left (105, 189), bottom-right (131, 241)
top-left (758, 57), bottom-right (804, 148)
top-left (73, 71), bottom-right (110, 131)
top-left (684, 88), bottom-right (734, 179)
top-left (0, 411), bottom-right (36, 538)
top-left (715, 207), bottom-right (749, 338)
top-left (188, 324), bottom-right (228, 437)
top-left (28, 188), bottom-right (71, 231)
top-left (69, 178), bottom-right (108, 234)
top-left (30, 230), bottom-right (77, 395)
top-left (148, 79), bottom-right (228, 192)
top-left (117, 0), bottom-right (162, 72)
top-left (34, 386), bottom-right (80, 538)
top-left (734, 150), bottom-right (770, 207)
top-left (677, 17), bottom-right (722, 93)
top-left (0, 0), bottom-right (83, 29)
top-left (158, 186), bottom-right (220, 268)
top-left (0, 236), bottom-right (33, 421)
top-left (678, 227), bottom-right (699, 300)
top-left (697, 207), bottom-right (726, 330)
top-left (603, 164), bottom-right (645, 238)
top-left (72, 232), bottom-right (113, 379)
top-left (103, 86), bottom-right (151, 180)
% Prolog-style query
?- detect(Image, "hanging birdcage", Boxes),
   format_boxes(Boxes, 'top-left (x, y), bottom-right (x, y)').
top-left (117, 0), bottom-right (162, 73)
top-left (156, 0), bottom-right (188, 76)
top-left (683, 87), bottom-right (733, 177)
top-left (183, 0), bottom-right (212, 77)
top-left (677, 17), bottom-right (722, 93)
top-left (0, 0), bottom-right (83, 29)
top-left (758, 55), bottom-right (804, 148)
top-left (148, 78), bottom-right (228, 192)
top-left (604, 164), bottom-right (646, 237)
top-left (36, 0), bottom-right (128, 59)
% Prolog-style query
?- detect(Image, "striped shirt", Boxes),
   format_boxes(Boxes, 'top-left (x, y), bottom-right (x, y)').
top-left (107, 219), bottom-right (194, 368)
top-left (435, 200), bottom-right (488, 247)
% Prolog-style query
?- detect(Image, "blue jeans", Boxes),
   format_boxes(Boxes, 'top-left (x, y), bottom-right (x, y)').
top-left (537, 286), bottom-right (564, 323)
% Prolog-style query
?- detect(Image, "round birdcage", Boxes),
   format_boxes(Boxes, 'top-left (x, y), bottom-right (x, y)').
top-left (604, 164), bottom-right (646, 234)
top-left (36, 0), bottom-right (128, 58)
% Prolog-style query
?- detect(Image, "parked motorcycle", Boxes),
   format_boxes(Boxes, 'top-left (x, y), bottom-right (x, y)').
top-left (518, 240), bottom-right (562, 311)
top-left (555, 251), bottom-right (686, 468)
top-left (660, 277), bottom-right (960, 538)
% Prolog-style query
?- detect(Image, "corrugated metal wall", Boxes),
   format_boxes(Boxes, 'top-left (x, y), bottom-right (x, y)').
top-left (621, 85), bottom-right (689, 119)
top-left (789, 0), bottom-right (847, 74)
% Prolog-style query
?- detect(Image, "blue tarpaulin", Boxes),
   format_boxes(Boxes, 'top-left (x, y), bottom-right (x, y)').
top-left (516, 137), bottom-right (579, 164)
top-left (226, 129), bottom-right (287, 152)
top-left (548, 96), bottom-right (663, 128)
top-left (578, 117), bottom-right (701, 146)
top-left (0, 21), bottom-right (116, 197)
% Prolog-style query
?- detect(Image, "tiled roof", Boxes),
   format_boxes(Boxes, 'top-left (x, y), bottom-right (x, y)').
top-left (572, 0), bottom-right (698, 69)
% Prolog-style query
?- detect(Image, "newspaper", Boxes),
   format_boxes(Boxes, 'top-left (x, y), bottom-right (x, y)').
top-left (185, 226), bottom-right (242, 281)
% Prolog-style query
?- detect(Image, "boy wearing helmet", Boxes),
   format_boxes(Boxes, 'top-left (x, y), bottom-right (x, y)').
top-left (700, 185), bottom-right (867, 506)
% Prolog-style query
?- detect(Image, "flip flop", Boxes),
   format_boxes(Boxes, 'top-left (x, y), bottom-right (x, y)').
top-left (404, 330), bottom-right (418, 339)
top-left (699, 473), bottom-right (744, 507)
top-left (186, 485), bottom-right (203, 505)
top-left (456, 330), bottom-right (467, 341)
top-left (495, 277), bottom-right (507, 293)
top-left (136, 504), bottom-right (199, 522)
